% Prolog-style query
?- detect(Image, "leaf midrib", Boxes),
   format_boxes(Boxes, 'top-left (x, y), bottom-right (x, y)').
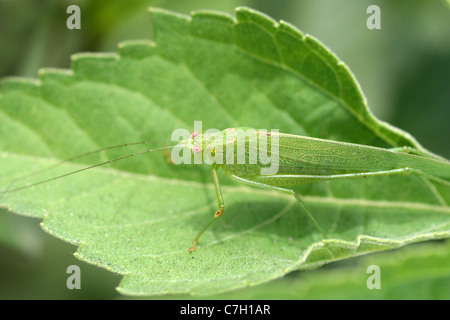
top-left (2, 151), bottom-right (449, 214)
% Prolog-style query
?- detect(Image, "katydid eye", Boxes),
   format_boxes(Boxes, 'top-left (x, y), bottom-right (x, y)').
top-left (193, 145), bottom-right (202, 153)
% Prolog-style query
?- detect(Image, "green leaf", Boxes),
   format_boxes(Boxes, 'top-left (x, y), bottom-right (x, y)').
top-left (211, 240), bottom-right (450, 300)
top-left (0, 7), bottom-right (449, 296)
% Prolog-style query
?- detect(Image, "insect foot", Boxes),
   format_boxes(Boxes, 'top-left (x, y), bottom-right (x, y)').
top-left (215, 208), bottom-right (224, 218)
top-left (189, 240), bottom-right (198, 252)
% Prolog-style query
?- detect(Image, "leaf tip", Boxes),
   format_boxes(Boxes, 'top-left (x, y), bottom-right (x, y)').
top-left (235, 6), bottom-right (278, 31)
top-left (148, 6), bottom-right (190, 20)
top-left (118, 40), bottom-right (156, 59)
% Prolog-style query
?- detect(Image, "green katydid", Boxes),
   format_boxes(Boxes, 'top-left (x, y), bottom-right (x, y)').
top-left (179, 127), bottom-right (450, 251)
top-left (1, 127), bottom-right (449, 252)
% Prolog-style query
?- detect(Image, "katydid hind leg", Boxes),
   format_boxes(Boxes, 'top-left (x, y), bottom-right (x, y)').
top-left (229, 166), bottom-right (450, 239)
top-left (229, 175), bottom-right (329, 239)
top-left (254, 167), bottom-right (450, 188)
top-left (291, 191), bottom-right (328, 238)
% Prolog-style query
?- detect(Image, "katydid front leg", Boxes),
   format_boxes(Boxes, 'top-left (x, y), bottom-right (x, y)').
top-left (189, 164), bottom-right (224, 252)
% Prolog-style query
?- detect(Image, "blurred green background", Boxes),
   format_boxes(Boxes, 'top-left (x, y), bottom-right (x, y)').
top-left (0, 0), bottom-right (449, 299)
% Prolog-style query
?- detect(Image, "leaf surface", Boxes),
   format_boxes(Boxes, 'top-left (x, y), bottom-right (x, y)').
top-left (0, 7), bottom-right (449, 295)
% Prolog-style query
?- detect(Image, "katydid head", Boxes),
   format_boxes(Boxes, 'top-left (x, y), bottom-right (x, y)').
top-left (177, 129), bottom-right (238, 165)
top-left (177, 128), bottom-right (261, 165)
